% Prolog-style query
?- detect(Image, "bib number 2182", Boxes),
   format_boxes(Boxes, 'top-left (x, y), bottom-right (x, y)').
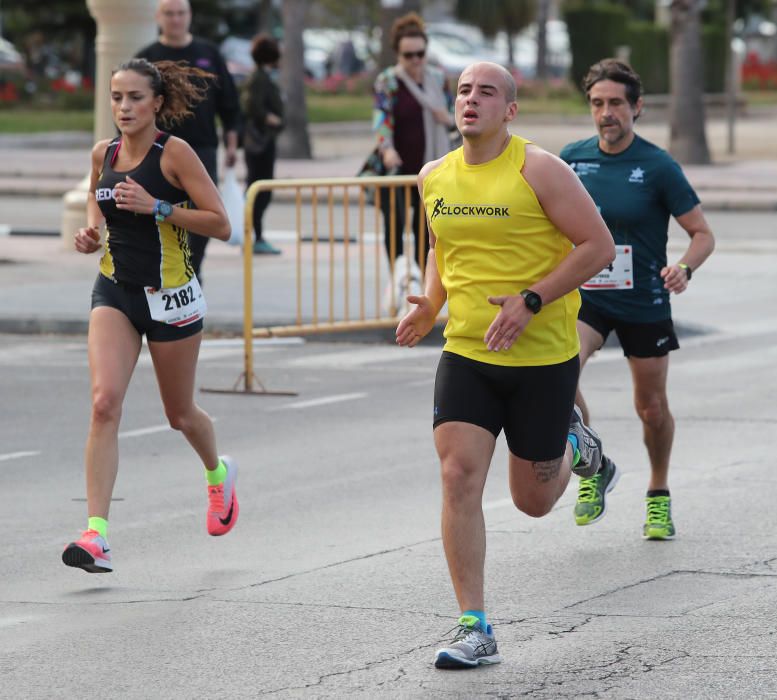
top-left (144, 277), bottom-right (207, 326)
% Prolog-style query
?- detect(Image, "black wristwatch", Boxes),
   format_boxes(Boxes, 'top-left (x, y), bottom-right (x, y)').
top-left (154, 199), bottom-right (173, 223)
top-left (520, 289), bottom-right (543, 314)
top-left (678, 263), bottom-right (692, 281)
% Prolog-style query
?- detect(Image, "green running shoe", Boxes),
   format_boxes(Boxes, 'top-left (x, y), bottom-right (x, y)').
top-left (643, 495), bottom-right (675, 540)
top-left (574, 455), bottom-right (620, 526)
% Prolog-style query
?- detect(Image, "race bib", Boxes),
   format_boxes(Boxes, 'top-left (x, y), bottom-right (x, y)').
top-left (144, 277), bottom-right (207, 326)
top-left (582, 244), bottom-right (634, 290)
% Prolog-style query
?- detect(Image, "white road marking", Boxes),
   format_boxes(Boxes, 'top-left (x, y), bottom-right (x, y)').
top-left (275, 392), bottom-right (367, 410)
top-left (0, 450), bottom-right (40, 462)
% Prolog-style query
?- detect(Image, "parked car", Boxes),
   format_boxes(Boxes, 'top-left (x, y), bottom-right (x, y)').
top-left (221, 29), bottom-right (375, 85)
top-left (0, 37), bottom-right (25, 75)
top-left (425, 24), bottom-right (500, 80)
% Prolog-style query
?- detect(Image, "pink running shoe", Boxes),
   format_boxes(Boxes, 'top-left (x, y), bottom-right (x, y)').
top-left (207, 456), bottom-right (239, 536)
top-left (62, 529), bottom-right (113, 573)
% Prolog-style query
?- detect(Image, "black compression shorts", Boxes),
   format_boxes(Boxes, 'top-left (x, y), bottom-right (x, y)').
top-left (579, 299), bottom-right (679, 358)
top-left (91, 273), bottom-right (203, 342)
top-left (433, 351), bottom-right (579, 461)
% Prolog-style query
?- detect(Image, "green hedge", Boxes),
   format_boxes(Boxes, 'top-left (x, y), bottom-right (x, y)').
top-left (568, 8), bottom-right (726, 96)
top-left (564, 3), bottom-right (630, 92)
top-left (702, 25), bottom-right (726, 93)
top-left (627, 21), bottom-right (670, 94)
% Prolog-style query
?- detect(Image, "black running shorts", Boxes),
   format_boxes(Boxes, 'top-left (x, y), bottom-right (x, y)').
top-left (579, 299), bottom-right (679, 358)
top-left (91, 273), bottom-right (203, 342)
top-left (433, 351), bottom-right (579, 461)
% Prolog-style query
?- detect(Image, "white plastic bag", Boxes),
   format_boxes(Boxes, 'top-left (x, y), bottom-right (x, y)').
top-left (383, 254), bottom-right (423, 316)
top-left (220, 167), bottom-right (245, 247)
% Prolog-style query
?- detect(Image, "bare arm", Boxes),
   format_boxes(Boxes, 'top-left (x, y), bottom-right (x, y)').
top-left (74, 140), bottom-right (110, 254)
top-left (483, 146), bottom-right (615, 351)
top-left (661, 204), bottom-right (715, 294)
top-left (522, 146), bottom-right (615, 302)
top-left (114, 137), bottom-right (230, 241)
top-left (396, 159), bottom-right (448, 347)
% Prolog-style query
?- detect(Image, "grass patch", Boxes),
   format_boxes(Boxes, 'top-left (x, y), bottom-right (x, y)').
top-left (306, 93), bottom-right (372, 122)
top-left (0, 109), bottom-right (94, 133)
top-left (0, 92), bottom-right (591, 133)
top-left (743, 89), bottom-right (777, 106)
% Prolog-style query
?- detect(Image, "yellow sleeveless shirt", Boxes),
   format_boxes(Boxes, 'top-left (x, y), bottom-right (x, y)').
top-left (424, 135), bottom-right (580, 366)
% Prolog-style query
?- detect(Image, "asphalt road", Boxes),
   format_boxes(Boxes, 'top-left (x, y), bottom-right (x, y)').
top-left (1, 208), bottom-right (776, 696)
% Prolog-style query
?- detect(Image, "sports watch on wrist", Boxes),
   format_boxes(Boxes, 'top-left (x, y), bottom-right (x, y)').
top-left (520, 289), bottom-right (543, 314)
top-left (154, 199), bottom-right (173, 223)
top-left (678, 263), bottom-right (692, 281)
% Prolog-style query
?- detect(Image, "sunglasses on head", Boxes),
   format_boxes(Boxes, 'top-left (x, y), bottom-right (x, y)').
top-left (401, 50), bottom-right (426, 59)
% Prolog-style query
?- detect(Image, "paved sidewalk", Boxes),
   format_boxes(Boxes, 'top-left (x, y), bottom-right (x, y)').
top-left (1, 113), bottom-right (775, 337)
top-left (1, 113), bottom-right (776, 209)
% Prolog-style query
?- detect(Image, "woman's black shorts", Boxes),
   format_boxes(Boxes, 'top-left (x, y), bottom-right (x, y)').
top-left (433, 351), bottom-right (579, 462)
top-left (91, 273), bottom-right (203, 342)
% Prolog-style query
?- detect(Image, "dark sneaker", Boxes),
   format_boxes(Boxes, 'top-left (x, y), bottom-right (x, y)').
top-left (568, 405), bottom-right (603, 478)
top-left (574, 455), bottom-right (620, 526)
top-left (644, 495), bottom-right (675, 540)
top-left (434, 615), bottom-right (502, 669)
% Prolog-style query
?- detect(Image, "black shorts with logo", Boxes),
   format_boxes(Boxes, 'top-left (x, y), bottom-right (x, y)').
top-left (91, 273), bottom-right (203, 342)
top-left (433, 351), bottom-right (579, 462)
top-left (578, 298), bottom-right (679, 358)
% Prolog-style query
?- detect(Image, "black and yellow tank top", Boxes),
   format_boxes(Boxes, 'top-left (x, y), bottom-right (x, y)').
top-left (423, 135), bottom-right (580, 366)
top-left (96, 132), bottom-right (193, 288)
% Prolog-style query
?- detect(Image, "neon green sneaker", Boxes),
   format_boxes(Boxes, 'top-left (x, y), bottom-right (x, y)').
top-left (574, 455), bottom-right (620, 526)
top-left (643, 495), bottom-right (675, 540)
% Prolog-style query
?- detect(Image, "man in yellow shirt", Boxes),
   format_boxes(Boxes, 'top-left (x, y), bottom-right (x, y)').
top-left (396, 62), bottom-right (615, 669)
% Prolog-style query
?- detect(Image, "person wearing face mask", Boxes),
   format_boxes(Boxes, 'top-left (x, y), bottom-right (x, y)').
top-left (560, 59), bottom-right (715, 540)
top-left (372, 12), bottom-right (455, 270)
top-left (241, 33), bottom-right (284, 255)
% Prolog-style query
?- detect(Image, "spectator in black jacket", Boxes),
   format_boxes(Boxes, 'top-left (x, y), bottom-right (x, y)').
top-left (137, 0), bottom-right (240, 282)
top-left (241, 34), bottom-right (284, 255)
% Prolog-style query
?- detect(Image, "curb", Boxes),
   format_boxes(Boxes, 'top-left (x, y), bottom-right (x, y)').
top-left (0, 314), bottom-right (449, 344)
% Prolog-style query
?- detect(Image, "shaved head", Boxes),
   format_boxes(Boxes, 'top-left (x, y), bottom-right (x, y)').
top-left (459, 62), bottom-right (516, 103)
top-left (158, 0), bottom-right (190, 10)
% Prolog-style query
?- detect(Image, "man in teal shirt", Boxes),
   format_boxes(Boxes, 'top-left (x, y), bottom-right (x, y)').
top-left (560, 59), bottom-right (715, 539)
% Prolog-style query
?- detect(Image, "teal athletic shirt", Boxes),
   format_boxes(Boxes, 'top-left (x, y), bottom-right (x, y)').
top-left (560, 134), bottom-right (700, 322)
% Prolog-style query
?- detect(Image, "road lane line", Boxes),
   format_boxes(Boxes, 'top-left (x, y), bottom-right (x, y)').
top-left (275, 392), bottom-right (367, 410)
top-left (0, 451), bottom-right (40, 462)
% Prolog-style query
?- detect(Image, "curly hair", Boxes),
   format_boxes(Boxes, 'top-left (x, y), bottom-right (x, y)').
top-left (582, 58), bottom-right (643, 107)
top-left (251, 33), bottom-right (280, 66)
top-left (390, 11), bottom-right (427, 52)
top-left (113, 57), bottom-right (213, 128)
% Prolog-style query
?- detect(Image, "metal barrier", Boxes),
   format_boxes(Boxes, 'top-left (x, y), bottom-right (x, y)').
top-left (212, 175), bottom-right (427, 395)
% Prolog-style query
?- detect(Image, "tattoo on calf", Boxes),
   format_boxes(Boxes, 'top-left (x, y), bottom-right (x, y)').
top-left (532, 457), bottom-right (563, 483)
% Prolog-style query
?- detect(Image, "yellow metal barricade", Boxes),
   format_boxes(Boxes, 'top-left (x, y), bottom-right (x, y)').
top-left (227, 175), bottom-right (428, 394)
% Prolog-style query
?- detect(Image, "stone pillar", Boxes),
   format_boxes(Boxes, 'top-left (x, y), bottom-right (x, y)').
top-left (60, 0), bottom-right (158, 248)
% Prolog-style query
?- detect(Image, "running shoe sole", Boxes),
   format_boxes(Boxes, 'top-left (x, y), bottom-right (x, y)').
top-left (434, 651), bottom-right (503, 669)
top-left (62, 544), bottom-right (112, 573)
top-left (643, 528), bottom-right (675, 540)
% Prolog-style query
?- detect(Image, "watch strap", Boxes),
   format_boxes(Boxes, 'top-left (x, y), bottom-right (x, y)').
top-left (678, 263), bottom-right (692, 281)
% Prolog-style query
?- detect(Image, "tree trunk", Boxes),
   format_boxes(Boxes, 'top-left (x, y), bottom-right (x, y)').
top-left (536, 0), bottom-right (550, 82)
top-left (277, 0), bottom-right (312, 159)
top-left (668, 0), bottom-right (710, 164)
